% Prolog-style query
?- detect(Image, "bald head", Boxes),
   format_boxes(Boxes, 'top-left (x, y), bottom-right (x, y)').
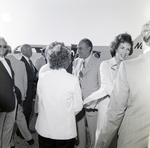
top-left (21, 44), bottom-right (32, 58)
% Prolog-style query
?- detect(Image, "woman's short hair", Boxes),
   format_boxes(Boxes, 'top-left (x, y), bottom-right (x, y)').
top-left (110, 33), bottom-right (133, 57)
top-left (141, 21), bottom-right (150, 45)
top-left (48, 42), bottom-right (71, 70)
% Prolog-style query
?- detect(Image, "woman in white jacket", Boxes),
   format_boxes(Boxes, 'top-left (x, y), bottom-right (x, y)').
top-left (95, 33), bottom-right (133, 147)
top-left (36, 42), bottom-right (83, 148)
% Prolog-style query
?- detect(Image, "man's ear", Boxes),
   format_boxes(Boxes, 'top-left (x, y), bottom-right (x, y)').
top-left (89, 46), bottom-right (92, 52)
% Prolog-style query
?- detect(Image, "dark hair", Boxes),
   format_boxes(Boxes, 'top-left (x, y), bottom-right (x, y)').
top-left (79, 38), bottom-right (93, 51)
top-left (110, 33), bottom-right (133, 57)
top-left (49, 43), bottom-right (71, 70)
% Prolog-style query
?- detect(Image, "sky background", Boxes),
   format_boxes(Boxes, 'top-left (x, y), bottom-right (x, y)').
top-left (0, 0), bottom-right (150, 49)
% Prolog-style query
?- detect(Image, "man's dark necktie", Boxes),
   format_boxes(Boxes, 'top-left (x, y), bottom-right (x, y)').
top-left (28, 59), bottom-right (35, 73)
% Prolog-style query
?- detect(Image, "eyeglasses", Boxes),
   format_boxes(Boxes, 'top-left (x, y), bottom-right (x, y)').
top-left (0, 45), bottom-right (7, 49)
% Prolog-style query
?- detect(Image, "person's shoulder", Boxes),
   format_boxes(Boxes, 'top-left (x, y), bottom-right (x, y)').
top-left (122, 56), bottom-right (141, 66)
top-left (91, 55), bottom-right (102, 65)
top-left (100, 59), bottom-right (110, 67)
top-left (102, 57), bottom-right (115, 66)
top-left (35, 56), bottom-right (44, 62)
top-left (19, 60), bottom-right (26, 68)
top-left (64, 71), bottom-right (78, 80)
top-left (39, 63), bottom-right (50, 75)
top-left (91, 55), bottom-right (101, 61)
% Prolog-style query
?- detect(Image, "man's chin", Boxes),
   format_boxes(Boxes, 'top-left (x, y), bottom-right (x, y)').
top-left (79, 55), bottom-right (83, 59)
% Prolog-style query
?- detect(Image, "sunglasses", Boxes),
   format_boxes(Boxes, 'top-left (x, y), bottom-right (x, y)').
top-left (0, 45), bottom-right (7, 49)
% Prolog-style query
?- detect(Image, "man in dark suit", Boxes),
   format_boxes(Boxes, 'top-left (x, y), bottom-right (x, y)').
top-left (20, 44), bottom-right (37, 130)
top-left (6, 46), bottom-right (35, 147)
top-left (0, 37), bottom-right (20, 148)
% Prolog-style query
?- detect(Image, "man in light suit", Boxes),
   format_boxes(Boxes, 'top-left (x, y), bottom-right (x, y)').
top-left (0, 37), bottom-right (19, 148)
top-left (95, 21), bottom-right (150, 148)
top-left (73, 38), bottom-right (102, 148)
top-left (20, 44), bottom-right (37, 130)
top-left (6, 47), bottom-right (34, 147)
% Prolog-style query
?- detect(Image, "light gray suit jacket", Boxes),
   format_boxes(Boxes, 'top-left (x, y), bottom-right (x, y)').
top-left (6, 54), bottom-right (27, 101)
top-left (96, 51), bottom-right (150, 148)
top-left (73, 55), bottom-right (102, 110)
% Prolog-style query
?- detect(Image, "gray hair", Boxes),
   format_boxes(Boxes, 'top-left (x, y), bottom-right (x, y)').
top-left (141, 21), bottom-right (150, 45)
top-left (48, 42), bottom-right (71, 70)
top-left (0, 37), bottom-right (7, 44)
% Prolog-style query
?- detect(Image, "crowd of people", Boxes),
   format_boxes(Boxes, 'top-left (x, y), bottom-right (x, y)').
top-left (0, 20), bottom-right (150, 148)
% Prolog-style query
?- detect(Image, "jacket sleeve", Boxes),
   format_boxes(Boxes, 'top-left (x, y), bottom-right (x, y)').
top-left (100, 61), bottom-right (114, 96)
top-left (96, 62), bottom-right (129, 148)
top-left (23, 63), bottom-right (28, 100)
top-left (72, 58), bottom-right (78, 76)
top-left (73, 77), bottom-right (83, 115)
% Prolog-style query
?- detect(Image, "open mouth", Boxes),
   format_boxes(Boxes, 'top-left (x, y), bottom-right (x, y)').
top-left (121, 54), bottom-right (126, 58)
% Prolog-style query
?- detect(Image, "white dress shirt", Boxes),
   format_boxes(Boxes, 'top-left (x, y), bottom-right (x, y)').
top-left (36, 69), bottom-right (83, 139)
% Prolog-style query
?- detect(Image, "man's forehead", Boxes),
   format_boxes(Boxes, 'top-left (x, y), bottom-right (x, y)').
top-left (78, 41), bottom-right (87, 47)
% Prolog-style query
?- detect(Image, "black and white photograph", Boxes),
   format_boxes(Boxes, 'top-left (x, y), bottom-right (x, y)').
top-left (0, 0), bottom-right (150, 148)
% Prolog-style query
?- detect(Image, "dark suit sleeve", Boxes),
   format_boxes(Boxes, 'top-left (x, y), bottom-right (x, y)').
top-left (14, 85), bottom-right (22, 104)
top-left (0, 60), bottom-right (16, 112)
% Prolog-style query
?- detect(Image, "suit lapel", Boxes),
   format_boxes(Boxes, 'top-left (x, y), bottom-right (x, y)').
top-left (21, 56), bottom-right (34, 74)
top-left (6, 58), bottom-right (14, 79)
top-left (73, 58), bottom-right (82, 77)
top-left (0, 59), bottom-right (14, 83)
top-left (0, 61), bottom-right (8, 73)
top-left (82, 56), bottom-right (95, 76)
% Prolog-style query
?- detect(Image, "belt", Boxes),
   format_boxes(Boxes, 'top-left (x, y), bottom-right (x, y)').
top-left (84, 108), bottom-right (98, 112)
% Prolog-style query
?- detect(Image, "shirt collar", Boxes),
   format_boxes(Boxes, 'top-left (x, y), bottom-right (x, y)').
top-left (23, 55), bottom-right (30, 62)
top-left (84, 54), bottom-right (92, 64)
top-left (111, 57), bottom-right (117, 65)
top-left (110, 57), bottom-right (118, 71)
top-left (0, 57), bottom-right (5, 61)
